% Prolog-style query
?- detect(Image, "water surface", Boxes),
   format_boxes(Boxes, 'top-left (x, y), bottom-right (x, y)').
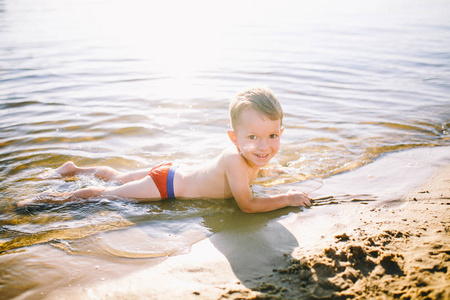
top-left (1, 0), bottom-right (449, 298)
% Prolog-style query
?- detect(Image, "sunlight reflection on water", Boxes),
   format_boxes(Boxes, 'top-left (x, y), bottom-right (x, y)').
top-left (0, 0), bottom-right (449, 297)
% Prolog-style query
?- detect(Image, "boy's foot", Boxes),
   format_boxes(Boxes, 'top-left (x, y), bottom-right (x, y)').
top-left (55, 161), bottom-right (78, 176)
top-left (38, 161), bottom-right (78, 179)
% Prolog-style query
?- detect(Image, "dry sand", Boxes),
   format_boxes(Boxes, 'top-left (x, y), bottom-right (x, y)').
top-left (43, 147), bottom-right (450, 300)
top-left (251, 165), bottom-right (450, 300)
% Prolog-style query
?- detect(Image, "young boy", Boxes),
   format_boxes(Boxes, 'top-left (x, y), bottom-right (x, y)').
top-left (18, 87), bottom-right (310, 213)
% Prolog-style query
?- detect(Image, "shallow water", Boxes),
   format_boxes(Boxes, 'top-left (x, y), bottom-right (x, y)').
top-left (1, 0), bottom-right (449, 297)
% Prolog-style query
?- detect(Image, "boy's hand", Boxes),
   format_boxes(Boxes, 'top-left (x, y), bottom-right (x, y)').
top-left (286, 189), bottom-right (311, 207)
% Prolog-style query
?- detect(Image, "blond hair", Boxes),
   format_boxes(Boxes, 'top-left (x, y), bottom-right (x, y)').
top-left (229, 87), bottom-right (283, 129)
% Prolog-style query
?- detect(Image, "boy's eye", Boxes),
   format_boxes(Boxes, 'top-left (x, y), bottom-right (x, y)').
top-left (269, 134), bottom-right (278, 139)
top-left (248, 135), bottom-right (257, 140)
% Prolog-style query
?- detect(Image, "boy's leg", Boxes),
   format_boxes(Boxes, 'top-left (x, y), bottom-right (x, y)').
top-left (55, 161), bottom-right (150, 183)
top-left (54, 161), bottom-right (120, 181)
top-left (102, 176), bottom-right (161, 199)
top-left (17, 176), bottom-right (161, 207)
top-left (112, 169), bottom-right (152, 184)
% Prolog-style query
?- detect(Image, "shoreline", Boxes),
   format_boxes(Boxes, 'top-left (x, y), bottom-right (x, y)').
top-left (257, 164), bottom-right (450, 299)
top-left (42, 146), bottom-right (450, 299)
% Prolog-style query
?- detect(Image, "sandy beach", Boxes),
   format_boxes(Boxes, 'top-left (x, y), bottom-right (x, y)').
top-left (258, 165), bottom-right (450, 299)
top-left (39, 146), bottom-right (449, 300)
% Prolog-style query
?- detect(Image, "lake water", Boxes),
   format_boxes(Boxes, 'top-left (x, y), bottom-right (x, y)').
top-left (1, 0), bottom-right (449, 297)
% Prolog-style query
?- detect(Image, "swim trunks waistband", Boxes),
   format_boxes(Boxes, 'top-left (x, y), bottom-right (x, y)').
top-left (167, 164), bottom-right (178, 199)
top-left (148, 162), bottom-right (178, 199)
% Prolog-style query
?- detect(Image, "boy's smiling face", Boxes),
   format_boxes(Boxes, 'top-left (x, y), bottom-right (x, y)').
top-left (228, 108), bottom-right (284, 168)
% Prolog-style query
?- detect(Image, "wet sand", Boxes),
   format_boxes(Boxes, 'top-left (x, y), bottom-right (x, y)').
top-left (43, 147), bottom-right (450, 300)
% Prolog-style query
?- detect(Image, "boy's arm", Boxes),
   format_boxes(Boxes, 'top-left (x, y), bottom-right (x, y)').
top-left (224, 155), bottom-right (310, 213)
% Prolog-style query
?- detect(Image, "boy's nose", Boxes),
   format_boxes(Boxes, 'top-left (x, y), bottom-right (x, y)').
top-left (257, 139), bottom-right (269, 150)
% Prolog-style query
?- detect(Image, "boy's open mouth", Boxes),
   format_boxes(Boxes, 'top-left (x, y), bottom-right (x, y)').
top-left (255, 153), bottom-right (269, 159)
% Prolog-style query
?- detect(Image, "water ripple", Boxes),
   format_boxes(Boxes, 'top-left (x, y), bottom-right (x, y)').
top-left (0, 1), bottom-right (449, 287)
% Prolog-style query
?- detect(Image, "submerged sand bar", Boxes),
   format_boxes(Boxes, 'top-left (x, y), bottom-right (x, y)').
top-left (45, 146), bottom-right (450, 299)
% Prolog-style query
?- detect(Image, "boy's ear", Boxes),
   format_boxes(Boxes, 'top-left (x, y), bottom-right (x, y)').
top-left (227, 130), bottom-right (238, 146)
top-left (280, 127), bottom-right (284, 136)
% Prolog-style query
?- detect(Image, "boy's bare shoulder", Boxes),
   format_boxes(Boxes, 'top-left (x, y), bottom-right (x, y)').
top-left (218, 147), bottom-right (259, 183)
top-left (215, 147), bottom-right (245, 171)
top-left (219, 147), bottom-right (255, 174)
top-left (220, 147), bottom-right (243, 163)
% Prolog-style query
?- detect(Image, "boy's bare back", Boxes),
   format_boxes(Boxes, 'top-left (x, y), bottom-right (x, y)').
top-left (172, 147), bottom-right (251, 199)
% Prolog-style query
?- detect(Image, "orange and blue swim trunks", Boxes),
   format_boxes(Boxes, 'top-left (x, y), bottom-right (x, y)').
top-left (148, 162), bottom-right (178, 199)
